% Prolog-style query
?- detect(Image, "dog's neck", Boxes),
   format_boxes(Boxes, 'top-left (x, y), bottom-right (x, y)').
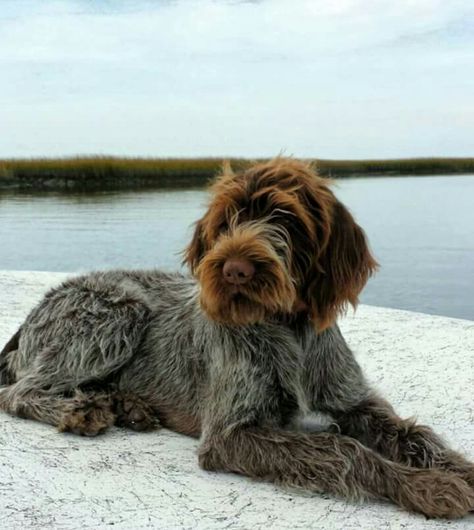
top-left (273, 309), bottom-right (311, 328)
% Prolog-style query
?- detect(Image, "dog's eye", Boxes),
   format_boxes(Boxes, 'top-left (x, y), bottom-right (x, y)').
top-left (276, 215), bottom-right (291, 225)
top-left (271, 212), bottom-right (292, 226)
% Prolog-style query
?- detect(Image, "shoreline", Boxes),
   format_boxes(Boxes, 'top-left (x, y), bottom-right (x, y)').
top-left (1, 156), bottom-right (474, 190)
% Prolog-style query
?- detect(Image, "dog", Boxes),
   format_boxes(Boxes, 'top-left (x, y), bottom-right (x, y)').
top-left (1, 158), bottom-right (473, 518)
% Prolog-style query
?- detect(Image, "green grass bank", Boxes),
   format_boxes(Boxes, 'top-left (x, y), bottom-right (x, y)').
top-left (1, 157), bottom-right (473, 191)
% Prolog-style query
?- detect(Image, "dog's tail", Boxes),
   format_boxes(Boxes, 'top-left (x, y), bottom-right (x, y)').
top-left (0, 327), bottom-right (21, 385)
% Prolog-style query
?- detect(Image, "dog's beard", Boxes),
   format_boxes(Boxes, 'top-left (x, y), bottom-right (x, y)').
top-left (196, 225), bottom-right (297, 326)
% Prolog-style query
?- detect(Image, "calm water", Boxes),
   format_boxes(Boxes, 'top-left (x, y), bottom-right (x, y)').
top-left (1, 175), bottom-right (473, 321)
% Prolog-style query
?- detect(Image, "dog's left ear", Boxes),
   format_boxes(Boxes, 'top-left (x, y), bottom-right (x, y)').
top-left (183, 218), bottom-right (207, 274)
top-left (305, 200), bottom-right (378, 331)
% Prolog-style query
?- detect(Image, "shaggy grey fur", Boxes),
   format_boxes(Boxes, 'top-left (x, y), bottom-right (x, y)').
top-left (1, 269), bottom-right (473, 518)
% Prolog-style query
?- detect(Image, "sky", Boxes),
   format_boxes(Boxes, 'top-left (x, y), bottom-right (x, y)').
top-left (1, 0), bottom-right (473, 159)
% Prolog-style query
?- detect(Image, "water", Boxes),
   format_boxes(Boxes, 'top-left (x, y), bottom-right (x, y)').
top-left (1, 175), bottom-right (473, 321)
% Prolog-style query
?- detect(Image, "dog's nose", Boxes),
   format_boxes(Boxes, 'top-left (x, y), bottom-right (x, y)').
top-left (222, 259), bottom-right (255, 285)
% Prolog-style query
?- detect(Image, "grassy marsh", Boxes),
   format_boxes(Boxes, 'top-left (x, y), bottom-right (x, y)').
top-left (1, 156), bottom-right (473, 190)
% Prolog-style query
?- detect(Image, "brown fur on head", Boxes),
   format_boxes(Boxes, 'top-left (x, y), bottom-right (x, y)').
top-left (184, 158), bottom-right (378, 330)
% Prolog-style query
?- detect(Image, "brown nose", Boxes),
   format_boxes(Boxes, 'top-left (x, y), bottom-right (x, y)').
top-left (222, 258), bottom-right (255, 285)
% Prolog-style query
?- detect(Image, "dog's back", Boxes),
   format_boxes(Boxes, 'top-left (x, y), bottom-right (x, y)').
top-left (0, 327), bottom-right (21, 385)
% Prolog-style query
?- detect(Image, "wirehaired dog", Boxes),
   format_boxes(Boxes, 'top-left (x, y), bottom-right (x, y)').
top-left (1, 159), bottom-right (473, 518)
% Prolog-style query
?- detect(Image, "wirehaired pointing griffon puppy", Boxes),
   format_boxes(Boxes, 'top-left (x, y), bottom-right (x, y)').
top-left (1, 159), bottom-right (473, 518)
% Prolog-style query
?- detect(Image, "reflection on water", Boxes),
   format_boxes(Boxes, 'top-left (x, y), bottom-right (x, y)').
top-left (1, 176), bottom-right (473, 321)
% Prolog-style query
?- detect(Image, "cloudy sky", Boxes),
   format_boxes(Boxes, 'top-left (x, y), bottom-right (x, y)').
top-left (1, 0), bottom-right (473, 159)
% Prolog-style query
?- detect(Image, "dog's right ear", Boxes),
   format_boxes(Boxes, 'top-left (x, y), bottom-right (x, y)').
top-left (184, 161), bottom-right (235, 274)
top-left (183, 218), bottom-right (207, 274)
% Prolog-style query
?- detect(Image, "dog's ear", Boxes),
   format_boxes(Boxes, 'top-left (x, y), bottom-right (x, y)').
top-left (305, 200), bottom-right (378, 331)
top-left (183, 162), bottom-right (236, 274)
top-left (183, 218), bottom-right (207, 274)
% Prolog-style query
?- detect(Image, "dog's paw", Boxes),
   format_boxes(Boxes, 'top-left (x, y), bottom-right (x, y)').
top-left (399, 469), bottom-right (474, 518)
top-left (58, 391), bottom-right (115, 436)
top-left (114, 393), bottom-right (159, 432)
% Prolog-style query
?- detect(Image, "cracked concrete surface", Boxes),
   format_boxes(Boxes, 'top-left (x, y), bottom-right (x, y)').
top-left (0, 270), bottom-right (473, 529)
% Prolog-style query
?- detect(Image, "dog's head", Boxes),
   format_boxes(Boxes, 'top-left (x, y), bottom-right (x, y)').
top-left (184, 158), bottom-right (378, 330)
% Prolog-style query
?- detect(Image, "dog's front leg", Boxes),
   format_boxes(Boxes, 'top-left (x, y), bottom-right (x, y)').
top-left (333, 394), bottom-right (474, 488)
top-left (198, 329), bottom-right (474, 518)
top-left (200, 426), bottom-right (474, 518)
top-left (305, 324), bottom-right (474, 488)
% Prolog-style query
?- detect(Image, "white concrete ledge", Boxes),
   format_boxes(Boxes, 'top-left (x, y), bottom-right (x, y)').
top-left (1, 270), bottom-right (473, 529)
